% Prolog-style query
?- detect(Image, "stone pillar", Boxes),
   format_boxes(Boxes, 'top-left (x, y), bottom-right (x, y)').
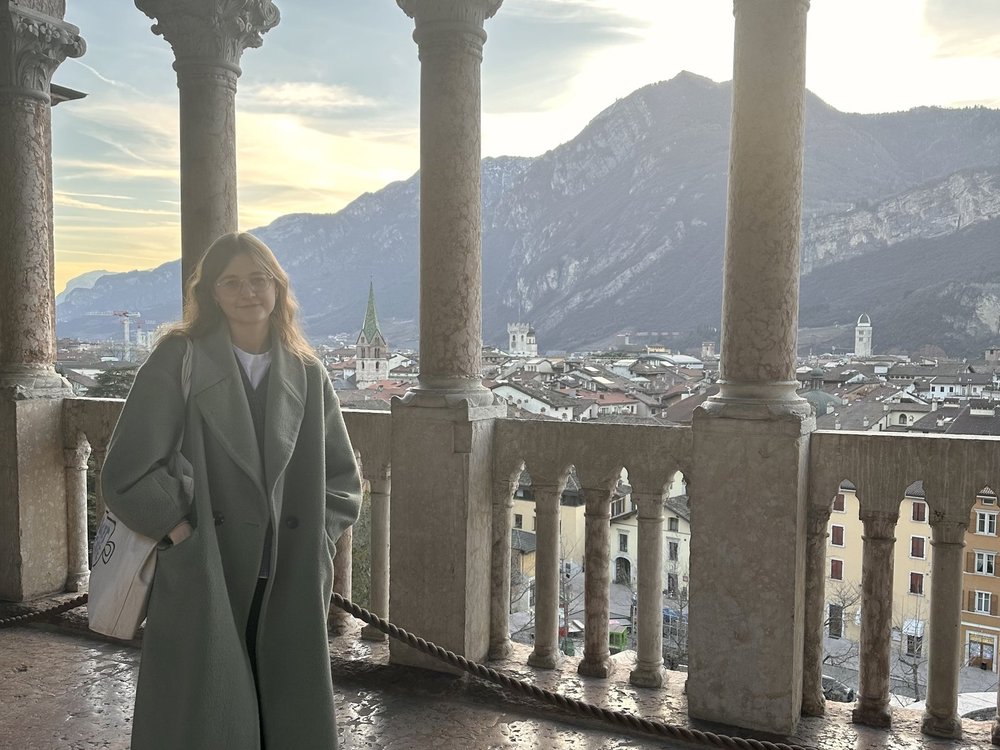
top-left (134, 0), bottom-right (279, 285)
top-left (801, 505), bottom-right (831, 716)
top-left (397, 0), bottom-right (501, 407)
top-left (330, 526), bottom-right (353, 635)
top-left (0, 2), bottom-right (83, 602)
top-left (361, 466), bottom-right (390, 642)
top-left (579, 483), bottom-right (613, 678)
top-left (388, 0), bottom-right (505, 674)
top-left (687, 0), bottom-right (812, 735)
top-left (852, 510), bottom-right (898, 728)
top-left (921, 519), bottom-right (966, 739)
top-left (489, 477), bottom-right (516, 659)
top-left (528, 485), bottom-right (563, 669)
top-left (631, 492), bottom-right (666, 688)
top-left (63, 437), bottom-right (91, 592)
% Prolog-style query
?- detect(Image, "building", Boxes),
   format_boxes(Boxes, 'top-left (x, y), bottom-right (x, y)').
top-left (854, 314), bottom-right (873, 358)
top-left (508, 322), bottom-right (538, 357)
top-left (963, 488), bottom-right (1000, 671)
top-left (355, 282), bottom-right (389, 387)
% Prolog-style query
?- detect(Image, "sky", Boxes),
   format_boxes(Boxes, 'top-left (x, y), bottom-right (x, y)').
top-left (50, 0), bottom-right (1000, 294)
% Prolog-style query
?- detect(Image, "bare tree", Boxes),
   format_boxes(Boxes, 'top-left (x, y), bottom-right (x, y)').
top-left (822, 581), bottom-right (863, 669)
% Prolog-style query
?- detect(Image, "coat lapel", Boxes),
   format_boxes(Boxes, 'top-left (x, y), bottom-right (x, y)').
top-left (191, 325), bottom-right (266, 499)
top-left (264, 341), bottom-right (306, 506)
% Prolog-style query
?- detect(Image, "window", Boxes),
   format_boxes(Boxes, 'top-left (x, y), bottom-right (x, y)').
top-left (977, 512), bottom-right (998, 535)
top-left (898, 414), bottom-right (907, 425)
top-left (832, 493), bottom-right (846, 512)
top-left (830, 559), bottom-right (844, 580)
top-left (976, 591), bottom-right (992, 614)
top-left (906, 635), bottom-right (923, 657)
top-left (668, 541), bottom-right (679, 561)
top-left (828, 604), bottom-right (844, 639)
top-left (976, 551), bottom-right (997, 575)
top-left (619, 533), bottom-right (628, 553)
top-left (831, 525), bottom-right (845, 547)
top-left (668, 517), bottom-right (679, 532)
top-left (983, 496), bottom-right (997, 506)
top-left (911, 501), bottom-right (926, 523)
top-left (513, 514), bottom-right (523, 530)
top-left (666, 573), bottom-right (678, 597)
top-left (531, 516), bottom-right (536, 531)
top-left (909, 572), bottom-right (924, 595)
top-left (910, 536), bottom-right (925, 559)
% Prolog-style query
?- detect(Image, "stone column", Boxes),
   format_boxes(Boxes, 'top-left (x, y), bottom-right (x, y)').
top-left (0, 3), bottom-right (83, 602)
top-left (801, 505), bottom-right (831, 716)
top-left (361, 466), bottom-right (391, 642)
top-left (489, 478), bottom-right (516, 659)
top-left (388, 0), bottom-right (505, 674)
top-left (921, 519), bottom-right (966, 739)
top-left (687, 0), bottom-right (812, 735)
top-left (631, 492), bottom-right (666, 688)
top-left (852, 510), bottom-right (898, 728)
top-left (134, 0), bottom-right (279, 285)
top-left (579, 484), bottom-right (613, 678)
top-left (528, 485), bottom-right (563, 669)
top-left (330, 526), bottom-right (353, 635)
top-left (90, 447), bottom-right (108, 522)
top-left (397, 0), bottom-right (501, 407)
top-left (63, 437), bottom-right (91, 592)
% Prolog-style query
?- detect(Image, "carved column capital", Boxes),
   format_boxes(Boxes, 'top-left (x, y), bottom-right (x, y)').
top-left (134, 0), bottom-right (279, 73)
top-left (0, 5), bottom-right (85, 100)
top-left (397, 0), bottom-right (501, 58)
top-left (397, 0), bottom-right (501, 24)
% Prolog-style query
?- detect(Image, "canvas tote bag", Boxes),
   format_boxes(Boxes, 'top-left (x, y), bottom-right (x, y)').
top-left (88, 338), bottom-right (193, 639)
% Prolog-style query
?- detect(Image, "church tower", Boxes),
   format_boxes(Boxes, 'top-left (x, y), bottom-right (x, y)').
top-left (355, 282), bottom-right (389, 387)
top-left (854, 313), bottom-right (872, 358)
top-left (507, 322), bottom-right (537, 357)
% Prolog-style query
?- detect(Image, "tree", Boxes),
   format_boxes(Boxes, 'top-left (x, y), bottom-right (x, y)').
top-left (822, 581), bottom-right (863, 669)
top-left (891, 600), bottom-right (929, 702)
top-left (86, 367), bottom-right (138, 398)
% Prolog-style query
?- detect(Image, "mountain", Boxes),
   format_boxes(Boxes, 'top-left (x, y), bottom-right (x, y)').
top-left (56, 72), bottom-right (1000, 357)
top-left (56, 269), bottom-right (111, 306)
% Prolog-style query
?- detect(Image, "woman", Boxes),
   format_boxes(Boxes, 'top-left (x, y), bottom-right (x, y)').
top-left (102, 232), bottom-right (362, 749)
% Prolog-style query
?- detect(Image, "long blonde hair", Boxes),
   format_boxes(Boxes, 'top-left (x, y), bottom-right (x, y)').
top-left (162, 232), bottom-right (316, 361)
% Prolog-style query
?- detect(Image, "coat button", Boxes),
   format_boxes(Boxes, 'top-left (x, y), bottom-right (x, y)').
top-left (285, 516), bottom-right (299, 529)
top-left (213, 512), bottom-right (224, 526)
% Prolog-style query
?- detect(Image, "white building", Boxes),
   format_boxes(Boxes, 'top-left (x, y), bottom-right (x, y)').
top-left (855, 313), bottom-right (873, 358)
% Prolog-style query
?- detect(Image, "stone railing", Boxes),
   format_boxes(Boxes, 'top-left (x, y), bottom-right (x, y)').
top-left (807, 429), bottom-right (1000, 740)
top-left (491, 418), bottom-right (693, 686)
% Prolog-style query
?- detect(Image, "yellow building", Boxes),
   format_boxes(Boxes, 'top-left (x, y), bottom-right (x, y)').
top-left (961, 488), bottom-right (1000, 672)
top-left (512, 470), bottom-right (586, 571)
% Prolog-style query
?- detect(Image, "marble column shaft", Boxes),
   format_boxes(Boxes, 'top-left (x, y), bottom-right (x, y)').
top-left (852, 510), bottom-right (898, 729)
top-left (631, 492), bottom-right (666, 688)
top-left (362, 468), bottom-right (391, 642)
top-left (801, 506), bottom-right (831, 716)
top-left (0, 4), bottom-right (83, 390)
top-left (330, 526), bottom-right (353, 634)
top-left (398, 0), bottom-right (501, 402)
top-left (489, 479), bottom-right (516, 659)
top-left (921, 520), bottom-right (966, 739)
top-left (528, 486), bottom-right (562, 669)
top-left (579, 485), bottom-right (613, 678)
top-left (134, 0), bottom-right (278, 284)
top-left (63, 438), bottom-right (91, 592)
top-left (716, 0), bottom-right (810, 405)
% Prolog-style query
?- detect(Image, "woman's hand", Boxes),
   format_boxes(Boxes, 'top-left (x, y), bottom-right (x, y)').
top-left (167, 520), bottom-right (193, 545)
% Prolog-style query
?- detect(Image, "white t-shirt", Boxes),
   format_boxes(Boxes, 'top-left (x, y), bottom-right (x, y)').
top-left (233, 345), bottom-right (272, 389)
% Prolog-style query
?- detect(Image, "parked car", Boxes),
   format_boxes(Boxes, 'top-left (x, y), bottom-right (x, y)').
top-left (822, 675), bottom-right (855, 703)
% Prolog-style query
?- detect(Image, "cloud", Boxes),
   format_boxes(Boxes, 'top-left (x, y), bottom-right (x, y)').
top-left (240, 82), bottom-right (378, 113)
top-left (924, 0), bottom-right (1000, 56)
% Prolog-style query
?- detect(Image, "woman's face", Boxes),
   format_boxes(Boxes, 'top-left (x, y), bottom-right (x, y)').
top-left (211, 253), bottom-right (277, 328)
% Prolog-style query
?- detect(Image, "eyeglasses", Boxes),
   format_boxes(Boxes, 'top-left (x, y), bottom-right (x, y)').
top-left (214, 274), bottom-right (274, 296)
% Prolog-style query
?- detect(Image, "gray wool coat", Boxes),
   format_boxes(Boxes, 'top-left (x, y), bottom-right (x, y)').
top-left (101, 324), bottom-right (362, 750)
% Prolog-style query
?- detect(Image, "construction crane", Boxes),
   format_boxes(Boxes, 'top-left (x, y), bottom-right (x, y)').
top-left (84, 310), bottom-right (142, 361)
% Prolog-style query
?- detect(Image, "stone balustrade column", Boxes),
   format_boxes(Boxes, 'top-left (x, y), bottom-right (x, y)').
top-left (362, 466), bottom-right (391, 642)
top-left (134, 0), bottom-right (279, 285)
top-left (0, 3), bottom-right (83, 394)
top-left (579, 484), bottom-right (613, 678)
top-left (528, 486), bottom-right (563, 669)
top-left (90, 447), bottom-right (108, 526)
top-left (922, 519), bottom-right (966, 739)
top-left (63, 436), bottom-right (91, 592)
top-left (801, 505), bottom-right (832, 716)
top-left (330, 526), bottom-right (354, 635)
top-left (852, 509), bottom-right (898, 728)
top-left (489, 478), bottom-right (516, 659)
top-left (631, 492), bottom-right (666, 688)
top-left (688, 1), bottom-right (812, 734)
top-left (397, 0), bottom-right (501, 407)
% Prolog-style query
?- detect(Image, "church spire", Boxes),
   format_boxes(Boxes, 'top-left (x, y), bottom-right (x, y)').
top-left (361, 281), bottom-right (383, 343)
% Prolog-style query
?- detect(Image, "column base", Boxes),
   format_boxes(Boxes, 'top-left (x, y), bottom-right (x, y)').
top-left (64, 572), bottom-right (88, 593)
top-left (328, 609), bottom-right (353, 636)
top-left (488, 638), bottom-right (514, 660)
top-left (400, 376), bottom-right (495, 409)
top-left (852, 699), bottom-right (891, 728)
top-left (921, 711), bottom-right (962, 739)
top-left (0, 367), bottom-right (73, 400)
top-left (527, 647), bottom-right (562, 670)
top-left (361, 624), bottom-right (388, 642)
top-left (629, 663), bottom-right (665, 688)
top-left (991, 717), bottom-right (1000, 745)
top-left (578, 656), bottom-right (614, 679)
top-left (800, 693), bottom-right (826, 718)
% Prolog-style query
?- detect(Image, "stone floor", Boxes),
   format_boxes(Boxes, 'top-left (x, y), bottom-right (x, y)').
top-left (1, 597), bottom-right (997, 750)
